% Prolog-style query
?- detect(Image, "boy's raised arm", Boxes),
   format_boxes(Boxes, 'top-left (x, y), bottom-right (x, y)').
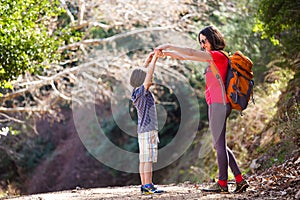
top-left (143, 52), bottom-right (155, 68)
top-left (143, 53), bottom-right (158, 90)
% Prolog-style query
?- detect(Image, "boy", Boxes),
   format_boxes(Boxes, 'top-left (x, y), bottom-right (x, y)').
top-left (130, 52), bottom-right (164, 195)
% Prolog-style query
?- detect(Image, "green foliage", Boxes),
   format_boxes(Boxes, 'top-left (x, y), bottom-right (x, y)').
top-left (90, 26), bottom-right (117, 39)
top-left (254, 0), bottom-right (300, 57)
top-left (0, 0), bottom-right (85, 86)
top-left (0, 126), bottom-right (18, 136)
top-left (225, 1), bottom-right (275, 82)
top-left (0, 0), bottom-right (64, 84)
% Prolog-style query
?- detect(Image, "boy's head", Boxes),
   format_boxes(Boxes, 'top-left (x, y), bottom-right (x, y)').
top-left (130, 68), bottom-right (146, 88)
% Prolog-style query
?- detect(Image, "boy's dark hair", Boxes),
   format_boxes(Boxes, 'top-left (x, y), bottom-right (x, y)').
top-left (130, 69), bottom-right (146, 88)
top-left (198, 25), bottom-right (226, 50)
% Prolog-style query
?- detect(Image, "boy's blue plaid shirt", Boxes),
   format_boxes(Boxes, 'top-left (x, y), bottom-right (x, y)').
top-left (131, 85), bottom-right (158, 134)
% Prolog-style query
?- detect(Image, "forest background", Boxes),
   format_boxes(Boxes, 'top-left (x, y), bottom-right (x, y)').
top-left (0, 0), bottom-right (299, 198)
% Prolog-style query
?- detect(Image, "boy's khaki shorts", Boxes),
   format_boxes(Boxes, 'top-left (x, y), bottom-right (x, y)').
top-left (138, 130), bottom-right (159, 163)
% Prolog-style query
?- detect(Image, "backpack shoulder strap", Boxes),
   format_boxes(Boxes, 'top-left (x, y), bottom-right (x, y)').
top-left (219, 50), bottom-right (231, 71)
top-left (219, 50), bottom-right (230, 62)
top-left (219, 50), bottom-right (229, 58)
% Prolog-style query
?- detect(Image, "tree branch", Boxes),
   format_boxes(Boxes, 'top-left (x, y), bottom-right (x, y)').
top-left (57, 26), bottom-right (174, 52)
top-left (0, 107), bottom-right (49, 113)
top-left (0, 113), bottom-right (25, 124)
top-left (59, 0), bottom-right (75, 23)
top-left (72, 21), bottom-right (110, 30)
top-left (78, 0), bottom-right (85, 25)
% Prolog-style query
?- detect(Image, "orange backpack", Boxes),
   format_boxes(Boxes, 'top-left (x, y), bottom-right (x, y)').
top-left (222, 51), bottom-right (254, 114)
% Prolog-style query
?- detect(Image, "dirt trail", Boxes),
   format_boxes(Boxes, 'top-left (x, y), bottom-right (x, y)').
top-left (3, 183), bottom-right (256, 200)
top-left (5, 158), bottom-right (300, 200)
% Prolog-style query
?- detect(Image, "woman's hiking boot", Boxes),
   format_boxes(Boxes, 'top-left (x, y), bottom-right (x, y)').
top-left (233, 179), bottom-right (249, 193)
top-left (201, 182), bottom-right (229, 194)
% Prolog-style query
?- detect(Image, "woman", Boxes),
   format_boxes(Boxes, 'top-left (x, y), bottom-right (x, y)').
top-left (154, 25), bottom-right (249, 193)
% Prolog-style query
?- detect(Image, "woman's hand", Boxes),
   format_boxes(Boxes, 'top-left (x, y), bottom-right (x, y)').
top-left (154, 44), bottom-right (171, 58)
top-left (155, 44), bottom-right (170, 51)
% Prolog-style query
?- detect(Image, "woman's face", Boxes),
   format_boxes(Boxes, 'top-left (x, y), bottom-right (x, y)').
top-left (199, 34), bottom-right (211, 51)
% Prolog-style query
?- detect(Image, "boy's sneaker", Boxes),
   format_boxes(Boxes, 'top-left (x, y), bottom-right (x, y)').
top-left (201, 182), bottom-right (229, 194)
top-left (233, 179), bottom-right (249, 193)
top-left (141, 183), bottom-right (164, 195)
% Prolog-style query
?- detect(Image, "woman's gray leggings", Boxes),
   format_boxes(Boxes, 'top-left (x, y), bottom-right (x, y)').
top-left (208, 103), bottom-right (241, 181)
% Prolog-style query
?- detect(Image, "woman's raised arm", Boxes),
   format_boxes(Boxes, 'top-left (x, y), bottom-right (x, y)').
top-left (155, 44), bottom-right (212, 62)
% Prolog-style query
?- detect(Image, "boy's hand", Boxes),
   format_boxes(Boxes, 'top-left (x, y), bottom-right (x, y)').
top-left (154, 45), bottom-right (167, 58)
top-left (143, 52), bottom-right (155, 68)
top-left (155, 50), bottom-right (165, 58)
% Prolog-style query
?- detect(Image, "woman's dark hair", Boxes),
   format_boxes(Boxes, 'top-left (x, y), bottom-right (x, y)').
top-left (130, 69), bottom-right (146, 88)
top-left (198, 25), bottom-right (226, 50)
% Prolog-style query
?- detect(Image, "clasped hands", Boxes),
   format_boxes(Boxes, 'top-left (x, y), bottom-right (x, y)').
top-left (143, 45), bottom-right (169, 68)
